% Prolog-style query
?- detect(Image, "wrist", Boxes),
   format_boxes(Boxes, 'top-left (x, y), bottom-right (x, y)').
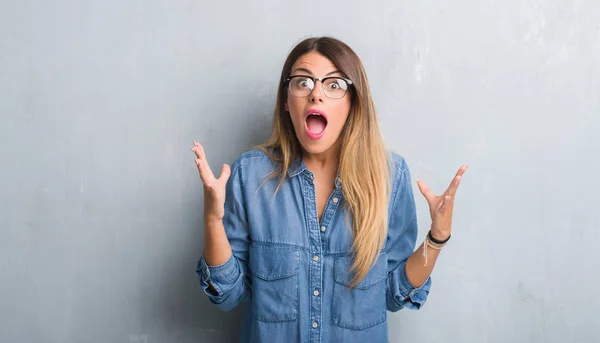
top-left (204, 216), bottom-right (223, 228)
top-left (429, 226), bottom-right (451, 244)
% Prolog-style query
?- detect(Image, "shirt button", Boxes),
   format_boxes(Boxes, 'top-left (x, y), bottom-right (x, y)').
top-left (313, 289), bottom-right (319, 296)
top-left (313, 255), bottom-right (319, 262)
top-left (332, 197), bottom-right (339, 203)
top-left (312, 322), bottom-right (318, 328)
top-left (320, 226), bottom-right (326, 232)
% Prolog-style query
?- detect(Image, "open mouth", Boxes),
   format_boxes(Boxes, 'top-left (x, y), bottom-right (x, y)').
top-left (305, 112), bottom-right (328, 139)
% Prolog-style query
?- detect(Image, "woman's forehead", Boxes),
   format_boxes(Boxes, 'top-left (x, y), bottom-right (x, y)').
top-left (292, 52), bottom-right (338, 75)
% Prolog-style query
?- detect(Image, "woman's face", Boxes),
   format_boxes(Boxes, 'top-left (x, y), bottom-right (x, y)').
top-left (285, 51), bottom-right (352, 156)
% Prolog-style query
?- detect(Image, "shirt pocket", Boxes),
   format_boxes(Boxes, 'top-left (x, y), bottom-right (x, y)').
top-left (331, 253), bottom-right (388, 330)
top-left (248, 243), bottom-right (300, 322)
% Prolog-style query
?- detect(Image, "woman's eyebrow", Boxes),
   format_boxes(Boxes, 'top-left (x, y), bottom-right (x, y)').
top-left (292, 67), bottom-right (342, 76)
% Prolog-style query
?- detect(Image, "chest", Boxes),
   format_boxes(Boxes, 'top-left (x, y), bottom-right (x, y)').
top-left (314, 181), bottom-right (335, 222)
top-left (246, 174), bottom-right (353, 253)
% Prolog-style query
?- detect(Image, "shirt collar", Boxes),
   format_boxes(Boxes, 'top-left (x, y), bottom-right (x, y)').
top-left (287, 155), bottom-right (307, 178)
top-left (287, 155), bottom-right (342, 189)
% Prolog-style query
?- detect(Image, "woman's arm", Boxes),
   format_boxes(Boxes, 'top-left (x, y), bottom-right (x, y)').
top-left (406, 163), bottom-right (468, 287)
top-left (404, 237), bottom-right (441, 288)
top-left (203, 218), bottom-right (232, 267)
top-left (192, 142), bottom-right (251, 311)
top-left (385, 157), bottom-right (432, 312)
top-left (202, 218), bottom-right (232, 293)
top-left (385, 155), bottom-right (467, 311)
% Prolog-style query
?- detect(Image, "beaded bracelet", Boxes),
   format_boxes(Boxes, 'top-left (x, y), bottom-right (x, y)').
top-left (425, 238), bottom-right (444, 250)
top-left (423, 230), bottom-right (450, 266)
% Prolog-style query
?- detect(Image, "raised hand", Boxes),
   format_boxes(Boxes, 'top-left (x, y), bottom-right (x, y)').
top-left (190, 141), bottom-right (231, 222)
top-left (416, 164), bottom-right (468, 241)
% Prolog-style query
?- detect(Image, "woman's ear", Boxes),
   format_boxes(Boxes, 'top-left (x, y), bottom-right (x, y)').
top-left (284, 99), bottom-right (289, 112)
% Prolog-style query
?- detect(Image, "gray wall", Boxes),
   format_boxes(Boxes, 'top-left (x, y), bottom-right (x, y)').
top-left (1, 1), bottom-right (599, 342)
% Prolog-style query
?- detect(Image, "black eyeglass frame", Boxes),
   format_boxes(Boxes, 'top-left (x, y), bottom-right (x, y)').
top-left (284, 75), bottom-right (354, 99)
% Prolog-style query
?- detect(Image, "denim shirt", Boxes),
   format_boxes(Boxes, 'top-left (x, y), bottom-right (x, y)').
top-left (196, 149), bottom-right (431, 343)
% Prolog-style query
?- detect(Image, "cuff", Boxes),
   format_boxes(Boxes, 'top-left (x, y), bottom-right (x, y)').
top-left (196, 255), bottom-right (238, 296)
top-left (396, 263), bottom-right (431, 309)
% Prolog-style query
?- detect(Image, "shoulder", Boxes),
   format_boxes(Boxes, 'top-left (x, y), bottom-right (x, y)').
top-left (387, 151), bottom-right (410, 182)
top-left (233, 148), bottom-right (272, 164)
top-left (387, 151), bottom-right (413, 201)
top-left (230, 148), bottom-right (279, 178)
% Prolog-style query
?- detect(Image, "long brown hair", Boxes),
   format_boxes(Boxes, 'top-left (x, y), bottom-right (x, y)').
top-left (253, 37), bottom-right (391, 287)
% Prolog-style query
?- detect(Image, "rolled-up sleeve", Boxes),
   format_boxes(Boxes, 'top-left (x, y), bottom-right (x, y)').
top-left (386, 156), bottom-right (431, 312)
top-left (195, 157), bottom-right (251, 311)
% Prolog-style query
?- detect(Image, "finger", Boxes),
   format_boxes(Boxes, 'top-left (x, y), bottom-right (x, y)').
top-left (196, 158), bottom-right (217, 187)
top-left (190, 141), bottom-right (205, 159)
top-left (218, 163), bottom-right (231, 183)
top-left (192, 143), bottom-right (217, 186)
top-left (445, 164), bottom-right (468, 196)
top-left (444, 174), bottom-right (462, 197)
top-left (195, 143), bottom-right (216, 176)
top-left (416, 179), bottom-right (436, 204)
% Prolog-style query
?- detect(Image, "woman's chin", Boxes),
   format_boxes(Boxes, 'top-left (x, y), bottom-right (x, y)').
top-left (299, 136), bottom-right (340, 156)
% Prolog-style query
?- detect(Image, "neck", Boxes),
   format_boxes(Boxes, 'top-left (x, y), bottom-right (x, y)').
top-left (302, 141), bottom-right (340, 176)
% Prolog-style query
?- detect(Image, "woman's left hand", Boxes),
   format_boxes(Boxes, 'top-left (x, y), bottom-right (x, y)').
top-left (416, 164), bottom-right (468, 241)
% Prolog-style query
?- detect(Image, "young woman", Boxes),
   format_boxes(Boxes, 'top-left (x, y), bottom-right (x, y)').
top-left (192, 36), bottom-right (467, 342)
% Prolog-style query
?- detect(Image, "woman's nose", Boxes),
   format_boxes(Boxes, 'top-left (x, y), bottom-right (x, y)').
top-left (309, 81), bottom-right (325, 103)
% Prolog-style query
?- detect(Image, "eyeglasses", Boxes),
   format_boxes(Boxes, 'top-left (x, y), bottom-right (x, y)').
top-left (285, 75), bottom-right (353, 99)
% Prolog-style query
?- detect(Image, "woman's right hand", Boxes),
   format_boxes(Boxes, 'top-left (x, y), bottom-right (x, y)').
top-left (191, 141), bottom-right (231, 222)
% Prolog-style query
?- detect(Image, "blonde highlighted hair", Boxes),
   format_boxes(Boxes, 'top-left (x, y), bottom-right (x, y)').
top-left (253, 37), bottom-right (391, 287)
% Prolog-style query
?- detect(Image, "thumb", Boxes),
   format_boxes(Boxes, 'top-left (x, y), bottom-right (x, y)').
top-left (218, 163), bottom-right (231, 183)
top-left (416, 179), bottom-right (435, 204)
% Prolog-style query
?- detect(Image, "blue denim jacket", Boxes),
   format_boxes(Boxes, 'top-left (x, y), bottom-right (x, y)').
top-left (196, 149), bottom-right (431, 343)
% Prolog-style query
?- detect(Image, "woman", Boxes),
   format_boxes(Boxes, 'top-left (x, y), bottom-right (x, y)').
top-left (192, 36), bottom-right (467, 342)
